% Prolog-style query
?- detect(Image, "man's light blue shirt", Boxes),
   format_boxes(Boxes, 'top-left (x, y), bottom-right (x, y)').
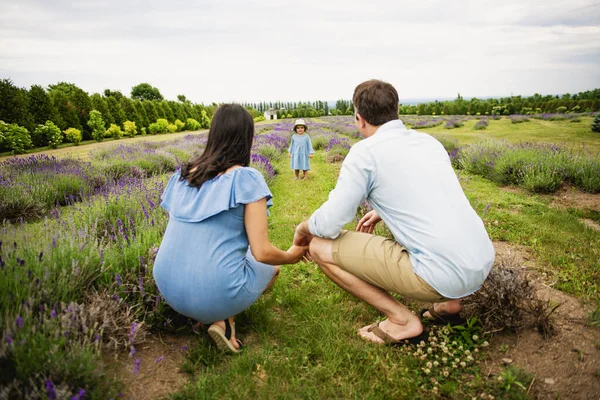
top-left (308, 119), bottom-right (495, 299)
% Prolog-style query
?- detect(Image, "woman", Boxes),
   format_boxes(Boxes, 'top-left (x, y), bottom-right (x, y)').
top-left (153, 104), bottom-right (307, 352)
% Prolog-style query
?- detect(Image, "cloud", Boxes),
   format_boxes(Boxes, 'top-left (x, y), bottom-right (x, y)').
top-left (1, 0), bottom-right (599, 102)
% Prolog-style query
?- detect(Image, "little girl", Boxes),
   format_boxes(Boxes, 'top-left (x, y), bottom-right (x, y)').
top-left (288, 118), bottom-right (314, 180)
top-left (153, 104), bottom-right (307, 353)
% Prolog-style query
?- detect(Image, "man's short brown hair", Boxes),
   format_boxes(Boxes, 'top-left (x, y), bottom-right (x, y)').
top-left (352, 80), bottom-right (399, 126)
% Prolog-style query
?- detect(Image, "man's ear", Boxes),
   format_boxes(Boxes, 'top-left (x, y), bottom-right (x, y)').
top-left (355, 113), bottom-right (366, 128)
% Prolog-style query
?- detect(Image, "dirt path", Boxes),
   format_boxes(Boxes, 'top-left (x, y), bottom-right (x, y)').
top-left (483, 242), bottom-right (600, 399)
top-left (103, 332), bottom-right (193, 399)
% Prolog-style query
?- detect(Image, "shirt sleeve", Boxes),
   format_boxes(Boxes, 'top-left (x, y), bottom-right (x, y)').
top-left (308, 136), bottom-right (314, 155)
top-left (308, 144), bottom-right (374, 238)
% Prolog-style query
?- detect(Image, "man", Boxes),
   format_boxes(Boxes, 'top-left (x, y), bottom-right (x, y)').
top-left (293, 79), bottom-right (495, 345)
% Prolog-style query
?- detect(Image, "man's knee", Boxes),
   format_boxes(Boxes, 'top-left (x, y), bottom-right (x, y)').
top-left (309, 237), bottom-right (335, 266)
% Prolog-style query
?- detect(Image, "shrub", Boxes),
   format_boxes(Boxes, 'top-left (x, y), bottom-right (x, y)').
top-left (63, 128), bottom-right (82, 145)
top-left (167, 123), bottom-right (177, 133)
top-left (0, 121), bottom-right (33, 154)
top-left (185, 118), bottom-right (201, 131)
top-left (34, 121), bottom-right (63, 149)
top-left (325, 137), bottom-right (351, 162)
top-left (592, 114), bottom-right (600, 132)
top-left (105, 124), bottom-right (123, 140)
top-left (149, 119), bottom-right (169, 134)
top-left (474, 119), bottom-right (488, 130)
top-left (199, 110), bottom-right (211, 128)
top-left (123, 120), bottom-right (137, 137)
top-left (87, 110), bottom-right (106, 142)
top-left (254, 116), bottom-right (266, 122)
top-left (141, 127), bottom-right (147, 135)
top-left (174, 119), bottom-right (185, 132)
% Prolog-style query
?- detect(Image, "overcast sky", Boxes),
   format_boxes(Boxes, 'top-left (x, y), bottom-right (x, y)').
top-left (1, 0), bottom-right (599, 104)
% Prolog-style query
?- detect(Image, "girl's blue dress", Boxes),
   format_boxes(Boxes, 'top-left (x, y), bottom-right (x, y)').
top-left (288, 134), bottom-right (314, 171)
top-left (152, 167), bottom-right (276, 324)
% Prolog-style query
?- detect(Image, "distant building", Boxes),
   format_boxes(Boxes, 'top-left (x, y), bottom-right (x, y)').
top-left (264, 108), bottom-right (278, 120)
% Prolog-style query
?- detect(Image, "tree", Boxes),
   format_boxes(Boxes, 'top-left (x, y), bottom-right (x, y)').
top-left (28, 85), bottom-right (57, 127)
top-left (177, 94), bottom-right (188, 103)
top-left (119, 97), bottom-right (143, 131)
top-left (0, 79), bottom-right (32, 131)
top-left (592, 114), bottom-right (600, 133)
top-left (48, 82), bottom-right (92, 139)
top-left (90, 93), bottom-right (114, 127)
top-left (107, 96), bottom-right (126, 126)
top-left (142, 100), bottom-right (159, 123)
top-left (104, 89), bottom-right (124, 101)
top-left (88, 110), bottom-right (106, 142)
top-left (49, 90), bottom-right (80, 131)
top-left (131, 83), bottom-right (164, 101)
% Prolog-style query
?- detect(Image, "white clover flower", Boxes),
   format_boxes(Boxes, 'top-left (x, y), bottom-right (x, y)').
top-left (424, 368), bottom-right (431, 375)
top-left (426, 361), bottom-right (433, 369)
top-left (467, 355), bottom-right (474, 362)
top-left (460, 361), bottom-right (466, 367)
top-left (459, 346), bottom-right (464, 351)
top-left (442, 357), bottom-right (447, 363)
top-left (427, 348), bottom-right (433, 354)
top-left (443, 370), bottom-right (449, 377)
top-left (455, 358), bottom-right (460, 363)
top-left (482, 341), bottom-right (489, 347)
top-left (465, 350), bottom-right (471, 355)
top-left (472, 335), bottom-right (479, 341)
top-left (433, 361), bottom-right (439, 367)
top-left (474, 348), bottom-right (479, 353)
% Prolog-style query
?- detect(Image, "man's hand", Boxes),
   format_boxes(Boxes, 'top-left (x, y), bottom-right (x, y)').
top-left (356, 210), bottom-right (381, 234)
top-left (293, 220), bottom-right (313, 247)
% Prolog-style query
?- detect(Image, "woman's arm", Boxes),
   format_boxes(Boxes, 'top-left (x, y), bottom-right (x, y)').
top-left (245, 198), bottom-right (307, 265)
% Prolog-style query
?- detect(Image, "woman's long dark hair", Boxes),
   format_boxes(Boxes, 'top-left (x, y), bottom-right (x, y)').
top-left (181, 103), bottom-right (254, 189)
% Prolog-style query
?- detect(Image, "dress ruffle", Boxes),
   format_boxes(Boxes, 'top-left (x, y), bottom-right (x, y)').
top-left (161, 167), bottom-right (273, 222)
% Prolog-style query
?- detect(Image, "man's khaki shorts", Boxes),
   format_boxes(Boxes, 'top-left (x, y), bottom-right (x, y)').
top-left (331, 231), bottom-right (446, 302)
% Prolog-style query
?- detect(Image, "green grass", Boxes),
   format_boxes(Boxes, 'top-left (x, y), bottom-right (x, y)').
top-left (423, 116), bottom-right (600, 153)
top-left (459, 174), bottom-right (600, 301)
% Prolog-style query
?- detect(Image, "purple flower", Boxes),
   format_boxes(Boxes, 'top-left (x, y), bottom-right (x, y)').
top-left (129, 322), bottom-right (137, 344)
top-left (45, 380), bottom-right (57, 400)
top-left (113, 293), bottom-right (119, 301)
top-left (70, 388), bottom-right (86, 400)
top-left (51, 308), bottom-right (57, 318)
top-left (155, 355), bottom-right (164, 363)
top-left (115, 274), bottom-right (122, 286)
top-left (16, 316), bottom-right (23, 328)
top-left (132, 358), bottom-right (141, 375)
top-left (483, 203), bottom-right (491, 216)
top-left (7, 335), bottom-right (12, 345)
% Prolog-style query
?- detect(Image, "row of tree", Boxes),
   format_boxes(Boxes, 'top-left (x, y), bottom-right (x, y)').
top-left (0, 80), bottom-right (214, 143)
top-left (398, 90), bottom-right (600, 116)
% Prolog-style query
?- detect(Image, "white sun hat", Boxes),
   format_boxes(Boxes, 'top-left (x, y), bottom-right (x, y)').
top-left (293, 119), bottom-right (308, 131)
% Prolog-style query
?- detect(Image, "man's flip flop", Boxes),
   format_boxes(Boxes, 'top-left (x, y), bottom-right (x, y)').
top-left (365, 322), bottom-right (429, 347)
top-left (208, 319), bottom-right (243, 353)
top-left (420, 307), bottom-right (467, 326)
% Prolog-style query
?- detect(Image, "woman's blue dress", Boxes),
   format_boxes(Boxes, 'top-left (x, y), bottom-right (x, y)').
top-left (152, 167), bottom-right (276, 324)
top-left (288, 134), bottom-right (314, 171)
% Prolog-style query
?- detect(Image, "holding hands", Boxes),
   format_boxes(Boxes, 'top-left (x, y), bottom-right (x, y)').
top-left (356, 210), bottom-right (381, 234)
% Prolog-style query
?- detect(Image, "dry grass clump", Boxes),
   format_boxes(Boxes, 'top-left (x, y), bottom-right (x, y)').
top-left (463, 256), bottom-right (559, 338)
top-left (84, 289), bottom-right (148, 350)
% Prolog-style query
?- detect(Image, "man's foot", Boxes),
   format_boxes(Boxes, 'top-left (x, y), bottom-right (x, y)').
top-left (421, 304), bottom-right (466, 326)
top-left (358, 318), bottom-right (423, 345)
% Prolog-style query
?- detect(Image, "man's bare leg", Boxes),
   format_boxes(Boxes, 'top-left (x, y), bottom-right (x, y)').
top-left (309, 237), bottom-right (422, 343)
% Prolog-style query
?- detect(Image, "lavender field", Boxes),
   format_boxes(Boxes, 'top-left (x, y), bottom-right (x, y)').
top-left (1, 114), bottom-right (599, 399)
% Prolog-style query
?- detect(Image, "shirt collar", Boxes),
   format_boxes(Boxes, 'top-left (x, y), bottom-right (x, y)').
top-left (374, 119), bottom-right (406, 135)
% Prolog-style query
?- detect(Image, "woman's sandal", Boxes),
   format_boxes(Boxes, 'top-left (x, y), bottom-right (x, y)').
top-left (208, 319), bottom-right (243, 353)
top-left (420, 306), bottom-right (466, 326)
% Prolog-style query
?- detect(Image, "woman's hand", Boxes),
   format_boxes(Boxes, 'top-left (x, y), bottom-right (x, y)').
top-left (356, 210), bottom-right (381, 234)
top-left (287, 245), bottom-right (309, 264)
